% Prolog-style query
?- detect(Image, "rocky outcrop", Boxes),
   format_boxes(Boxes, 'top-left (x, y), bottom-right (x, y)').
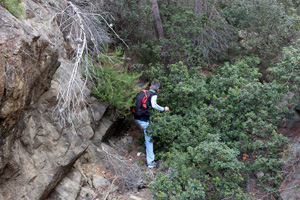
top-left (0, 57), bottom-right (118, 199)
top-left (0, 0), bottom-right (63, 173)
top-left (0, 1), bottom-right (121, 199)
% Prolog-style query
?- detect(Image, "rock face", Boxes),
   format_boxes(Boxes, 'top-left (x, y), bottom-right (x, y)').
top-left (0, 57), bottom-right (115, 199)
top-left (0, 1), bottom-right (62, 173)
top-left (0, 1), bottom-right (119, 199)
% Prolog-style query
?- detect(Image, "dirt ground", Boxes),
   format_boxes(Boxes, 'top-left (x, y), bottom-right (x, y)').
top-left (81, 121), bottom-right (157, 200)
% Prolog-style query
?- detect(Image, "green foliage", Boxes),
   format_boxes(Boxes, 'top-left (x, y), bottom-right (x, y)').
top-left (268, 39), bottom-right (300, 95)
top-left (104, 0), bottom-right (235, 67)
top-left (99, 0), bottom-right (300, 198)
top-left (90, 49), bottom-right (141, 116)
top-left (267, 39), bottom-right (300, 124)
top-left (104, 0), bottom-right (299, 69)
top-left (249, 155), bottom-right (285, 197)
top-left (137, 160), bottom-right (144, 167)
top-left (103, 0), bottom-right (160, 64)
top-left (0, 0), bottom-right (24, 18)
top-left (159, 0), bottom-right (234, 66)
top-left (206, 58), bottom-right (288, 145)
top-left (146, 59), bottom-right (289, 199)
top-left (221, 0), bottom-right (300, 60)
top-left (103, 0), bottom-right (153, 42)
top-left (145, 61), bottom-right (207, 114)
top-left (152, 135), bottom-right (248, 200)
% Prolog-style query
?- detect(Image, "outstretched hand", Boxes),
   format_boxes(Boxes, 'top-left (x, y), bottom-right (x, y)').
top-left (165, 107), bottom-right (170, 111)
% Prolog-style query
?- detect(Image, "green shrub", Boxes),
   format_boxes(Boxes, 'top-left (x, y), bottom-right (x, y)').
top-left (159, 0), bottom-right (235, 66)
top-left (146, 58), bottom-right (289, 198)
top-left (221, 0), bottom-right (299, 60)
top-left (145, 61), bottom-right (208, 114)
top-left (152, 135), bottom-right (249, 200)
top-left (0, 0), bottom-right (24, 18)
top-left (90, 49), bottom-right (141, 116)
top-left (268, 39), bottom-right (300, 97)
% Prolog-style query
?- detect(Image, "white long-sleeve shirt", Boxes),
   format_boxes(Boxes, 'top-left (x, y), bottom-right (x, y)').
top-left (151, 95), bottom-right (165, 111)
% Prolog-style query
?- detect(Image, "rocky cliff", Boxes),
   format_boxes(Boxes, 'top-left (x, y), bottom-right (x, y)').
top-left (0, 0), bottom-right (62, 174)
top-left (0, 1), bottom-right (121, 199)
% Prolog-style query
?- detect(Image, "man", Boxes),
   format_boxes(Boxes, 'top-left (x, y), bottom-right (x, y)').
top-left (134, 81), bottom-right (170, 168)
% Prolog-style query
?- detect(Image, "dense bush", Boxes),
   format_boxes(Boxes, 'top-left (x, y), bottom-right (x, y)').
top-left (90, 49), bottom-right (141, 116)
top-left (102, 0), bottom-right (160, 64)
top-left (103, 0), bottom-right (299, 68)
top-left (96, 0), bottom-right (300, 197)
top-left (159, 0), bottom-right (235, 66)
top-left (152, 135), bottom-right (248, 200)
top-left (103, 0), bottom-right (235, 66)
top-left (146, 58), bottom-right (289, 198)
top-left (221, 0), bottom-right (300, 60)
top-left (268, 40), bottom-right (300, 96)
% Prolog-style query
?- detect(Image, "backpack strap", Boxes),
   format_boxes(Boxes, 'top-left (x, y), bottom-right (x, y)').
top-left (141, 90), bottom-right (149, 108)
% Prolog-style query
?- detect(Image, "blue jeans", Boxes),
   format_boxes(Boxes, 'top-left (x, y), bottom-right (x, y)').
top-left (135, 119), bottom-right (154, 165)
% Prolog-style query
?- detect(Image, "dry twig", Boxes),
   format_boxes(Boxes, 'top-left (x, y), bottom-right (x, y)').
top-left (102, 145), bottom-right (144, 190)
top-left (103, 176), bottom-right (118, 200)
top-left (42, 0), bottom-right (127, 127)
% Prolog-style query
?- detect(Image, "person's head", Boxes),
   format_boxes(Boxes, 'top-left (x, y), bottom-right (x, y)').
top-left (150, 81), bottom-right (160, 92)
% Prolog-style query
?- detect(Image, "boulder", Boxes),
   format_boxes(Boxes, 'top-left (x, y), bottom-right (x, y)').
top-left (92, 174), bottom-right (110, 189)
top-left (47, 169), bottom-right (83, 200)
top-left (89, 97), bottom-right (109, 125)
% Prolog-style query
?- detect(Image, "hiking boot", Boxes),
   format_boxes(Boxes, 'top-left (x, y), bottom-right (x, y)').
top-left (148, 161), bottom-right (157, 168)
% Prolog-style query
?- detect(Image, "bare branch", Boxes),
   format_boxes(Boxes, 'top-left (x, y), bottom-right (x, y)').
top-left (41, 0), bottom-right (127, 127)
top-left (101, 145), bottom-right (144, 190)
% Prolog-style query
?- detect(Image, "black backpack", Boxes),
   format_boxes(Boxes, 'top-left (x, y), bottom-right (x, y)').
top-left (131, 90), bottom-right (151, 116)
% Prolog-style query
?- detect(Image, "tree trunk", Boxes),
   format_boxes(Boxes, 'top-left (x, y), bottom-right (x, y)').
top-left (152, 0), bottom-right (164, 39)
top-left (194, 0), bottom-right (204, 17)
top-left (151, 0), bottom-right (169, 65)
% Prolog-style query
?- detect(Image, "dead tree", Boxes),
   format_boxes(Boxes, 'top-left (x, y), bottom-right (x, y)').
top-left (193, 0), bottom-right (234, 62)
top-left (46, 0), bottom-right (127, 126)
